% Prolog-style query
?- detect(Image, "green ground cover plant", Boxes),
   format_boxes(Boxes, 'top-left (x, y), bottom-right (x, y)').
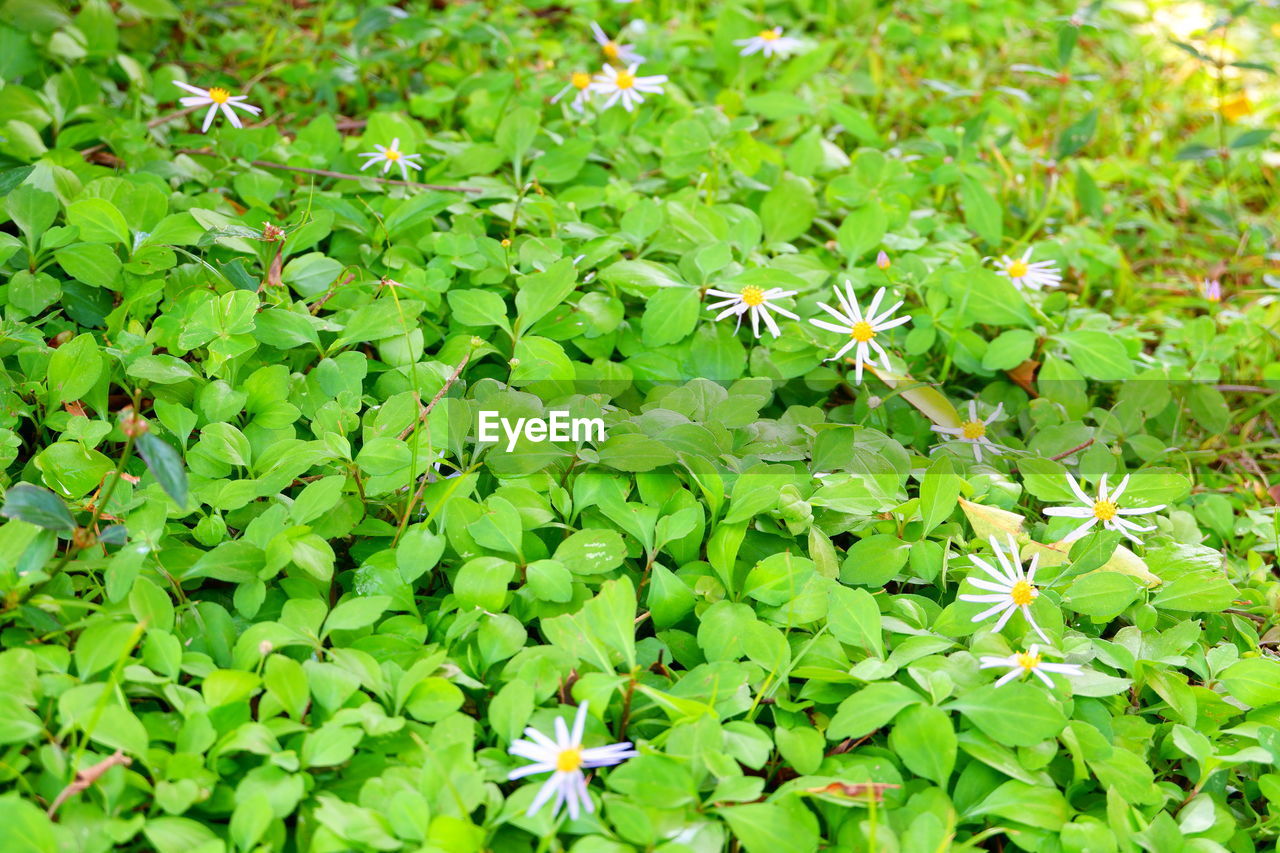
top-left (1, 0), bottom-right (1279, 850)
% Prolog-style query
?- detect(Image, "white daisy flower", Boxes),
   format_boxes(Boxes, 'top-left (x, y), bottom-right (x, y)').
top-left (1043, 471), bottom-right (1165, 546)
top-left (979, 643), bottom-right (1082, 687)
top-left (958, 534), bottom-right (1048, 642)
top-left (992, 248), bottom-right (1062, 291)
top-left (590, 64), bottom-right (667, 112)
top-left (734, 26), bottom-right (803, 58)
top-left (173, 81), bottom-right (262, 133)
top-left (507, 702), bottom-right (637, 820)
top-left (705, 285), bottom-right (798, 339)
top-left (590, 21), bottom-right (644, 64)
top-left (356, 138), bottom-right (424, 181)
top-left (809, 283), bottom-right (912, 383)
top-left (931, 400), bottom-right (1005, 462)
top-left (551, 70), bottom-right (595, 112)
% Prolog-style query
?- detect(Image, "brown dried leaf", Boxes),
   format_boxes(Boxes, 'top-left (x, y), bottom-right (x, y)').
top-left (1006, 358), bottom-right (1040, 396)
top-left (804, 781), bottom-right (899, 802)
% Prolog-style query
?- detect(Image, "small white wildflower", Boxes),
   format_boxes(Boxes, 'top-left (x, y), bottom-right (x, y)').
top-left (958, 534), bottom-right (1048, 642)
top-left (704, 284), bottom-right (799, 339)
top-left (809, 284), bottom-right (911, 383)
top-left (734, 26), bottom-right (803, 58)
top-left (979, 643), bottom-right (1082, 687)
top-left (356, 138), bottom-right (424, 181)
top-left (932, 400), bottom-right (1005, 462)
top-left (590, 21), bottom-right (644, 64)
top-left (589, 64), bottom-right (667, 112)
top-left (551, 71), bottom-right (595, 113)
top-left (173, 81), bottom-right (262, 133)
top-left (1043, 472), bottom-right (1165, 546)
top-left (508, 702), bottom-right (637, 820)
top-left (992, 248), bottom-right (1062, 291)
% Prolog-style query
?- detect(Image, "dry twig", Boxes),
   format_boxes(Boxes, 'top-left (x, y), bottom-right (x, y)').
top-left (47, 750), bottom-right (133, 818)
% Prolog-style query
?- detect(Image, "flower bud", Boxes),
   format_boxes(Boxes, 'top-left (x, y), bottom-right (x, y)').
top-left (876, 250), bottom-right (890, 270)
top-left (120, 408), bottom-right (150, 439)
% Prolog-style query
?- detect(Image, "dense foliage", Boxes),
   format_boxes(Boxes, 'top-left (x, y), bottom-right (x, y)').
top-left (1, 0), bottom-right (1279, 851)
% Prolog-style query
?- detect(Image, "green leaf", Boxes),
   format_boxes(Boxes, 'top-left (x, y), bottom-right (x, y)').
top-left (54, 242), bottom-right (122, 288)
top-left (889, 704), bottom-right (956, 785)
top-left (836, 202), bottom-right (887, 260)
top-left (945, 683), bottom-right (1067, 747)
top-left (1058, 330), bottom-right (1135, 381)
top-left (0, 793), bottom-right (58, 853)
top-left (642, 286), bottom-right (700, 346)
top-left (454, 556), bottom-right (515, 611)
top-left (982, 328), bottom-right (1036, 370)
top-left (0, 696), bottom-right (43, 746)
top-left (515, 258), bottom-right (576, 333)
top-left (597, 433), bottom-right (677, 472)
top-left (940, 268), bottom-right (1032, 328)
top-left (75, 620), bottom-right (141, 677)
top-left (553, 528), bottom-right (626, 575)
top-left (720, 800), bottom-right (820, 853)
top-left (541, 576), bottom-right (637, 672)
top-left (447, 288), bottom-right (510, 330)
top-left (919, 454), bottom-right (961, 535)
top-left (45, 332), bottom-right (102, 406)
top-left (6, 185), bottom-right (57, 250)
top-left (323, 595), bottom-right (390, 636)
top-left (828, 682), bottom-right (922, 740)
top-left (841, 534), bottom-right (910, 586)
top-left (826, 585), bottom-right (883, 657)
top-left (137, 433), bottom-right (189, 509)
top-left (1219, 659), bottom-right (1280, 708)
top-left (495, 105), bottom-right (540, 163)
top-left (761, 173), bottom-right (816, 244)
top-left (264, 655), bottom-right (309, 719)
top-left (1151, 572), bottom-right (1236, 612)
top-left (1017, 457), bottom-right (1076, 502)
top-left (66, 197), bottom-right (131, 244)
top-left (1056, 108), bottom-right (1098, 158)
top-left (959, 173), bottom-right (1002, 246)
top-left (600, 259), bottom-right (687, 296)
top-left (969, 780), bottom-right (1069, 831)
top-left (1064, 571), bottom-right (1141, 620)
top-left (0, 483), bottom-right (75, 531)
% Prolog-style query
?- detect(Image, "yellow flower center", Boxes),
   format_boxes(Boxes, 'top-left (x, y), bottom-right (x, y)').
top-left (849, 321), bottom-right (876, 342)
top-left (740, 285), bottom-right (765, 307)
top-left (1006, 260), bottom-right (1029, 278)
top-left (615, 70), bottom-right (635, 90)
top-left (603, 41), bottom-right (620, 59)
top-left (556, 747), bottom-right (583, 772)
top-left (385, 149), bottom-right (401, 161)
top-left (1015, 650), bottom-right (1042, 672)
top-left (961, 420), bottom-right (986, 440)
top-left (1009, 580), bottom-right (1035, 606)
top-left (759, 28), bottom-right (781, 40)
top-left (1093, 500), bottom-right (1117, 521)
top-left (571, 71), bottom-right (591, 89)
top-left (208, 87), bottom-right (231, 104)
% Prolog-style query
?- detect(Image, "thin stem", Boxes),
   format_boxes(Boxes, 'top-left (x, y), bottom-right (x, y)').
top-left (393, 351), bottom-right (473, 544)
